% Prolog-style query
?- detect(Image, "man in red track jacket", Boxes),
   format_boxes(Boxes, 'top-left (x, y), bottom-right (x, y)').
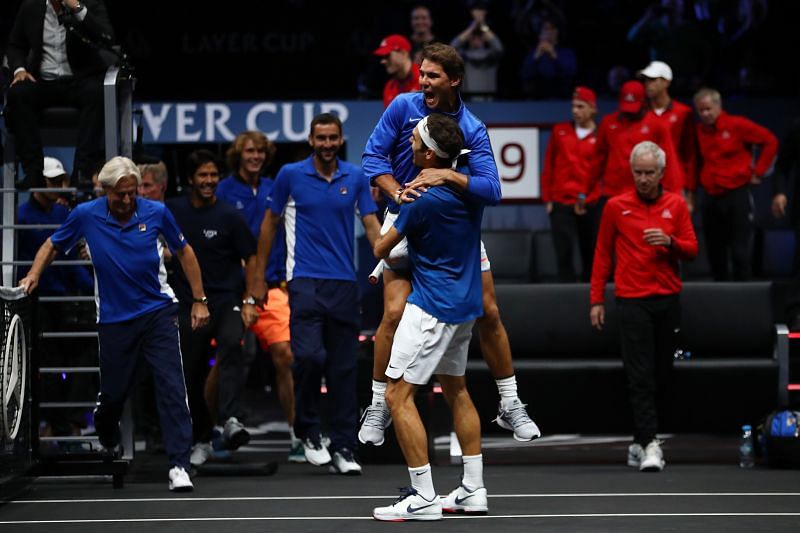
top-left (590, 140), bottom-right (697, 473)
top-left (639, 61), bottom-right (697, 210)
top-left (693, 87), bottom-right (778, 281)
top-left (541, 86), bottom-right (601, 281)
top-left (592, 81), bottom-right (685, 201)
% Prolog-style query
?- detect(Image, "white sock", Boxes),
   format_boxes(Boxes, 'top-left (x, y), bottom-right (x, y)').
top-left (408, 464), bottom-right (436, 500)
top-left (462, 454), bottom-right (484, 490)
top-left (372, 379), bottom-right (387, 405)
top-left (496, 376), bottom-right (520, 406)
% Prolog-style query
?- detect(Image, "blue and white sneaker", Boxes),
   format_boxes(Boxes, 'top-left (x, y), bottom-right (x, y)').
top-left (441, 484), bottom-right (488, 514)
top-left (373, 487), bottom-right (442, 522)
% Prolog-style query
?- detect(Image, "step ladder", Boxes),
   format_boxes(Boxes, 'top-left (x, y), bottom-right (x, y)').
top-left (1, 65), bottom-right (135, 488)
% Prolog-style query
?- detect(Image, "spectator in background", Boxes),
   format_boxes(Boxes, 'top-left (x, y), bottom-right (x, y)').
top-left (591, 81), bottom-right (684, 206)
top-left (6, 0), bottom-right (113, 190)
top-left (541, 87), bottom-right (601, 282)
top-left (693, 87), bottom-right (778, 281)
top-left (138, 161), bottom-right (168, 202)
top-left (373, 34), bottom-right (420, 108)
top-left (772, 120), bottom-right (800, 330)
top-left (626, 1), bottom-right (711, 95)
top-left (520, 19), bottom-right (576, 99)
top-left (216, 131), bottom-right (300, 462)
top-left (639, 61), bottom-right (697, 210)
top-left (590, 141), bottom-right (698, 473)
top-left (409, 5), bottom-right (436, 65)
top-left (450, 5), bottom-right (504, 100)
top-left (18, 157), bottom-right (95, 442)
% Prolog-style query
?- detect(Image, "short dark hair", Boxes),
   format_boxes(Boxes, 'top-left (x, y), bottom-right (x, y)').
top-left (186, 149), bottom-right (219, 179)
top-left (310, 113), bottom-right (343, 136)
top-left (423, 114), bottom-right (465, 165)
top-left (420, 43), bottom-right (464, 85)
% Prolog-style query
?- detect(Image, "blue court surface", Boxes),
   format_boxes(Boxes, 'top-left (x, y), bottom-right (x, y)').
top-left (1, 430), bottom-right (798, 532)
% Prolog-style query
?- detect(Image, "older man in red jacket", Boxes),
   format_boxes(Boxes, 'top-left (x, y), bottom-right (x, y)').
top-left (590, 140), bottom-right (697, 473)
top-left (693, 87), bottom-right (778, 281)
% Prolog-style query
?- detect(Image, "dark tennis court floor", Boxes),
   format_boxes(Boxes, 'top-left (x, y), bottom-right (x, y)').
top-left (1, 431), bottom-right (799, 532)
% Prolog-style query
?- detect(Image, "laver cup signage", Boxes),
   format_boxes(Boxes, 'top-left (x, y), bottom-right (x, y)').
top-left (1, 313), bottom-right (26, 440)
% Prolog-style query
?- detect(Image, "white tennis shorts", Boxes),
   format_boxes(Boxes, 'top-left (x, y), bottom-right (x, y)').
top-left (385, 302), bottom-right (475, 385)
top-left (381, 210), bottom-right (490, 272)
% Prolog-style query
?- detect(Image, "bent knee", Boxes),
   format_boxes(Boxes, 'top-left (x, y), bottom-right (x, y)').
top-left (479, 301), bottom-right (501, 327)
top-left (270, 343), bottom-right (294, 369)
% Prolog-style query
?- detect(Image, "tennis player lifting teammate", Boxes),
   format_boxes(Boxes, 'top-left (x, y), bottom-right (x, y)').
top-left (372, 114), bottom-right (488, 521)
top-left (360, 42), bottom-right (539, 445)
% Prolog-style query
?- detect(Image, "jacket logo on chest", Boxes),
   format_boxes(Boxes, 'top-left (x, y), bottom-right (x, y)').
top-left (669, 114), bottom-right (678, 123)
top-left (622, 210), bottom-right (631, 216)
top-left (138, 224), bottom-right (147, 232)
top-left (640, 125), bottom-right (650, 134)
top-left (661, 208), bottom-right (673, 219)
top-left (203, 229), bottom-right (218, 239)
top-left (721, 130), bottom-right (731, 139)
top-left (339, 186), bottom-right (348, 195)
top-left (236, 201), bottom-right (244, 209)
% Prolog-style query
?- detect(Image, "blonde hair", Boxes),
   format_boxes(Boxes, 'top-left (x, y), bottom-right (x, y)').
top-left (99, 156), bottom-right (141, 187)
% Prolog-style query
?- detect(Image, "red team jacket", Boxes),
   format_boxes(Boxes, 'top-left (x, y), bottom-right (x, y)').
top-left (383, 63), bottom-right (421, 108)
top-left (592, 112), bottom-right (685, 198)
top-left (541, 122), bottom-right (601, 204)
top-left (694, 111), bottom-right (778, 195)
top-left (650, 99), bottom-right (696, 182)
top-left (590, 190), bottom-right (698, 305)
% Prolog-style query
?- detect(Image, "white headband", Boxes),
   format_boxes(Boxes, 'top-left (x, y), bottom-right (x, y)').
top-left (417, 115), bottom-right (471, 169)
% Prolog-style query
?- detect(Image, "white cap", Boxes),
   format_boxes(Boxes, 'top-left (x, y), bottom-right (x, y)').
top-left (42, 156), bottom-right (67, 179)
top-left (639, 60), bottom-right (673, 81)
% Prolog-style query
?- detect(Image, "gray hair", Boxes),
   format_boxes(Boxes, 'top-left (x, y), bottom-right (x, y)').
top-left (99, 156), bottom-right (141, 187)
top-left (630, 141), bottom-right (666, 170)
top-left (693, 87), bottom-right (722, 106)
top-left (137, 161), bottom-right (168, 185)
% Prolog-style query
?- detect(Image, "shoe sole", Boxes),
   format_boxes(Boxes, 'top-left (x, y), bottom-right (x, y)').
top-left (288, 456), bottom-right (307, 464)
top-left (640, 461), bottom-right (665, 472)
top-left (357, 434), bottom-right (385, 446)
top-left (443, 507), bottom-right (488, 515)
top-left (169, 484), bottom-right (194, 492)
top-left (495, 417), bottom-right (541, 442)
top-left (373, 513), bottom-right (442, 522)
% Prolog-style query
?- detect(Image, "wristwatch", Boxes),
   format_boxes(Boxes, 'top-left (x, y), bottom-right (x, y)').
top-left (243, 296), bottom-right (257, 305)
top-left (193, 296), bottom-right (208, 305)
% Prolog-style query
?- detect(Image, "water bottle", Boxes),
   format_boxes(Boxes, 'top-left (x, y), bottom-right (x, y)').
top-left (739, 424), bottom-right (755, 468)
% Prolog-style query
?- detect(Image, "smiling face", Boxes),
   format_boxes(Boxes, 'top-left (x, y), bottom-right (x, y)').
top-left (308, 122), bottom-right (343, 165)
top-left (106, 175), bottom-right (138, 222)
top-left (419, 59), bottom-right (459, 112)
top-left (190, 161), bottom-right (220, 203)
top-left (239, 138), bottom-right (266, 178)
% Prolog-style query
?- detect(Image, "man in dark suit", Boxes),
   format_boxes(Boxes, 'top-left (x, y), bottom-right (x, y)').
top-left (5, 0), bottom-right (113, 189)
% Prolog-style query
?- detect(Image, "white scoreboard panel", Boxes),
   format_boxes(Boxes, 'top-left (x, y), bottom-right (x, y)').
top-left (486, 125), bottom-right (540, 202)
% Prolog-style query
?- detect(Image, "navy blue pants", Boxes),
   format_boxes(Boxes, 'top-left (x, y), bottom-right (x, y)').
top-left (289, 278), bottom-right (359, 453)
top-left (95, 303), bottom-right (192, 469)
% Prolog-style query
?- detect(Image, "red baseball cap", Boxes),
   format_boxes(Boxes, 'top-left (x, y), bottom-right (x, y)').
top-left (619, 80), bottom-right (645, 113)
top-left (572, 86), bottom-right (597, 107)
top-left (373, 34), bottom-right (412, 56)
